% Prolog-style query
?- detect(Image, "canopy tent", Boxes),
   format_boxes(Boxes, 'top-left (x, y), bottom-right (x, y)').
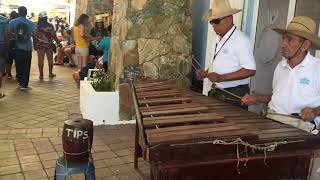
top-left (0, 0), bottom-right (76, 25)
top-left (0, 0), bottom-right (73, 17)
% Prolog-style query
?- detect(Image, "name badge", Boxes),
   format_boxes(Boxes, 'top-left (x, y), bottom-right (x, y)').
top-left (299, 78), bottom-right (310, 85)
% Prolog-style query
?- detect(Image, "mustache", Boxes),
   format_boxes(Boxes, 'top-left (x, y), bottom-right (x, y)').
top-left (280, 48), bottom-right (289, 53)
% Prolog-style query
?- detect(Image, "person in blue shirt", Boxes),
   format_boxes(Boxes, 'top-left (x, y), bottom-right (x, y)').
top-left (9, 6), bottom-right (36, 90)
top-left (0, 13), bottom-right (8, 98)
top-left (6, 11), bottom-right (19, 80)
top-left (97, 27), bottom-right (111, 71)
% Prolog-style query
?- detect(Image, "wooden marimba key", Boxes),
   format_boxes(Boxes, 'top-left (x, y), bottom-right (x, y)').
top-left (132, 77), bottom-right (320, 180)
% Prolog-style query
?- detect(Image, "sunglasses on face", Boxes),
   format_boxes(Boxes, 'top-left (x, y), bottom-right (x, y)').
top-left (210, 18), bottom-right (222, 25)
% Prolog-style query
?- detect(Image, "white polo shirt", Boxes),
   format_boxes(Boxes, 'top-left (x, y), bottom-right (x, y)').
top-left (211, 25), bottom-right (256, 89)
top-left (269, 53), bottom-right (320, 126)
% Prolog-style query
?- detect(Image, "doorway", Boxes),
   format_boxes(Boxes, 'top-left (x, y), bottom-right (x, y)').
top-left (249, 0), bottom-right (291, 113)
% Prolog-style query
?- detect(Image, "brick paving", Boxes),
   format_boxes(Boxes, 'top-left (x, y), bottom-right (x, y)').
top-left (0, 52), bottom-right (150, 180)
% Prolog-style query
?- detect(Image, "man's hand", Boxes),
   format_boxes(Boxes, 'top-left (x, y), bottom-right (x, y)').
top-left (196, 69), bottom-right (207, 80)
top-left (207, 72), bottom-right (223, 83)
top-left (93, 36), bottom-right (102, 41)
top-left (241, 94), bottom-right (258, 106)
top-left (57, 42), bottom-right (62, 48)
top-left (301, 107), bottom-right (319, 122)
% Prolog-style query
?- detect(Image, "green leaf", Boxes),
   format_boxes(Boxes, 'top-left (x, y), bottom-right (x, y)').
top-left (91, 70), bottom-right (114, 92)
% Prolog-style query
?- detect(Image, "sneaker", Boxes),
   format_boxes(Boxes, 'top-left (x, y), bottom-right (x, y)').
top-left (19, 86), bottom-right (31, 90)
top-left (7, 74), bottom-right (12, 80)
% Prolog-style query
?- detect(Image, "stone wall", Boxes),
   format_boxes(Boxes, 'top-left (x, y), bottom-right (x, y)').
top-left (110, 0), bottom-right (192, 83)
top-left (110, 0), bottom-right (192, 120)
top-left (75, 0), bottom-right (113, 23)
top-left (76, 0), bottom-right (88, 20)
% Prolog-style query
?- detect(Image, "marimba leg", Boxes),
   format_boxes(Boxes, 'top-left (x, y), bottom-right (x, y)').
top-left (160, 168), bottom-right (179, 180)
top-left (150, 164), bottom-right (160, 180)
top-left (134, 122), bottom-right (139, 169)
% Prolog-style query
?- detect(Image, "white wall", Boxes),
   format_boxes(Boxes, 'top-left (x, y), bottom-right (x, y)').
top-left (318, 28), bottom-right (320, 58)
top-left (69, 0), bottom-right (76, 26)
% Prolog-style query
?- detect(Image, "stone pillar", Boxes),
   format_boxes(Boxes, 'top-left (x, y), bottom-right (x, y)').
top-left (110, 0), bottom-right (193, 120)
top-left (75, 0), bottom-right (113, 23)
top-left (75, 0), bottom-right (88, 20)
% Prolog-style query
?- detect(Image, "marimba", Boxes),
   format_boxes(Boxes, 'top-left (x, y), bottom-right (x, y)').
top-left (132, 77), bottom-right (320, 180)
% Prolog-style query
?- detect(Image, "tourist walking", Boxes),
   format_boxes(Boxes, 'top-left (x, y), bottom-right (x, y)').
top-left (9, 6), bottom-right (36, 90)
top-left (6, 11), bottom-right (19, 79)
top-left (33, 11), bottom-right (61, 79)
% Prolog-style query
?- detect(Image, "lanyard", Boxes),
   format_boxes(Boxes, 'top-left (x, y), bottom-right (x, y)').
top-left (213, 26), bottom-right (237, 60)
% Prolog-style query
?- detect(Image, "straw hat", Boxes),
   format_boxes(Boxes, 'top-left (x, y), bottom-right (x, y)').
top-left (95, 16), bottom-right (103, 23)
top-left (273, 16), bottom-right (320, 49)
top-left (203, 0), bottom-right (242, 21)
top-left (39, 11), bottom-right (47, 18)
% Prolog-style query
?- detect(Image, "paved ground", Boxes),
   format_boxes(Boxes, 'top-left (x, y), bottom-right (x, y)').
top-left (0, 52), bottom-right (149, 180)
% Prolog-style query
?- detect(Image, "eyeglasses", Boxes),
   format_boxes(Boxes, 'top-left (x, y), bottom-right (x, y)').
top-left (210, 18), bottom-right (222, 25)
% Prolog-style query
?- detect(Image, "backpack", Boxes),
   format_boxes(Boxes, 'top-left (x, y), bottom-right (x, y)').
top-left (15, 23), bottom-right (29, 43)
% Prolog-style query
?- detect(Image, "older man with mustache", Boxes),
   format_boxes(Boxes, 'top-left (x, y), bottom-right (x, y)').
top-left (242, 16), bottom-right (320, 134)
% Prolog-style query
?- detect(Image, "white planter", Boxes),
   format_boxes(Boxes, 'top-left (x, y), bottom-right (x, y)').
top-left (80, 78), bottom-right (134, 125)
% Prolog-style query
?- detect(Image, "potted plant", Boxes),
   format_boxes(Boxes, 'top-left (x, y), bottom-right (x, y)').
top-left (80, 70), bottom-right (121, 125)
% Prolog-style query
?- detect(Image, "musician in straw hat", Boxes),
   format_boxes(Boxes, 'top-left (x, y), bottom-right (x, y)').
top-left (196, 0), bottom-right (256, 107)
top-left (242, 16), bottom-right (320, 133)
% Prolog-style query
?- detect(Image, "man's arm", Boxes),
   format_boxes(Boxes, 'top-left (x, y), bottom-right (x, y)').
top-left (97, 38), bottom-right (104, 50)
top-left (7, 21), bottom-right (14, 38)
top-left (220, 68), bottom-right (256, 81)
top-left (30, 22), bottom-right (36, 35)
top-left (71, 27), bottom-right (74, 43)
top-left (51, 25), bottom-right (61, 46)
top-left (31, 23), bottom-right (38, 48)
top-left (79, 24), bottom-right (86, 37)
top-left (301, 107), bottom-right (320, 122)
top-left (207, 68), bottom-right (256, 83)
top-left (80, 24), bottom-right (100, 41)
top-left (241, 94), bottom-right (272, 105)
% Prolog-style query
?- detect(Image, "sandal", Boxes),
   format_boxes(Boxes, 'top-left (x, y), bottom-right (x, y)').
top-left (0, 93), bottom-right (5, 99)
top-left (49, 74), bottom-right (56, 78)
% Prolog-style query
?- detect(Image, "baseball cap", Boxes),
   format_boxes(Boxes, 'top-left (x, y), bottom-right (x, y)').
top-left (39, 11), bottom-right (47, 18)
